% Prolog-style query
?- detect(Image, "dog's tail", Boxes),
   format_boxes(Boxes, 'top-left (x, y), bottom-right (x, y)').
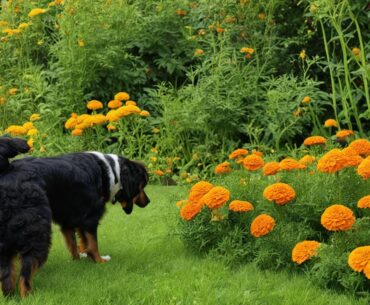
top-left (0, 137), bottom-right (30, 172)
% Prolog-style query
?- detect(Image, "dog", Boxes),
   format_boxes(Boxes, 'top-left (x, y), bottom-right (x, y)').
top-left (0, 137), bottom-right (150, 297)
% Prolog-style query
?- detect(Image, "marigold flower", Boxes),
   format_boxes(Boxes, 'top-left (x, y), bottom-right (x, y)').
top-left (352, 47), bottom-right (361, 57)
top-left (242, 154), bottom-right (264, 171)
top-left (263, 183), bottom-right (296, 206)
top-left (324, 119), bottom-right (337, 128)
top-left (199, 186), bottom-right (230, 209)
top-left (302, 96), bottom-right (311, 104)
top-left (5, 125), bottom-right (27, 136)
top-left (107, 100), bottom-right (122, 109)
top-left (348, 139), bottom-right (370, 157)
top-left (358, 195), bottom-right (370, 209)
top-left (23, 122), bottom-right (34, 131)
top-left (71, 128), bottom-right (83, 136)
top-left (214, 162), bottom-right (232, 174)
top-left (357, 158), bottom-right (370, 180)
top-left (321, 204), bottom-right (355, 231)
top-left (106, 110), bottom-right (120, 122)
top-left (29, 113), bottom-right (40, 121)
top-left (364, 262), bottom-right (370, 279)
top-left (229, 200), bottom-right (254, 212)
top-left (229, 148), bottom-right (248, 160)
top-left (154, 169), bottom-right (164, 176)
top-left (65, 117), bottom-right (78, 129)
top-left (189, 181), bottom-right (214, 203)
top-left (240, 47), bottom-right (255, 54)
top-left (126, 100), bottom-right (137, 106)
top-left (299, 155), bottom-right (316, 165)
top-left (8, 88), bottom-right (17, 95)
top-left (336, 129), bottom-right (354, 139)
top-left (279, 158), bottom-right (306, 171)
top-left (91, 114), bottom-right (107, 125)
top-left (114, 92), bottom-right (130, 101)
top-left (18, 23), bottom-right (30, 29)
top-left (27, 138), bottom-right (34, 148)
top-left (250, 214), bottom-right (275, 237)
top-left (263, 162), bottom-right (280, 176)
top-left (125, 104), bottom-right (141, 114)
top-left (28, 8), bottom-right (48, 18)
top-left (27, 128), bottom-right (38, 136)
top-left (140, 110), bottom-right (150, 117)
top-left (78, 39), bottom-right (85, 47)
top-left (86, 100), bottom-right (103, 110)
top-left (303, 136), bottom-right (326, 146)
top-left (194, 49), bottom-right (204, 56)
top-left (292, 241), bottom-right (320, 265)
top-left (348, 246), bottom-right (370, 272)
top-left (317, 149), bottom-right (347, 173)
top-left (342, 147), bottom-right (363, 167)
top-left (180, 203), bottom-right (202, 221)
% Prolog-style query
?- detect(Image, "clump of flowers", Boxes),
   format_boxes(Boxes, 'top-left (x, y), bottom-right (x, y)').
top-left (250, 214), bottom-right (276, 237)
top-left (214, 161), bottom-right (232, 174)
top-left (242, 154), bottom-right (264, 171)
top-left (348, 246), bottom-right (370, 278)
top-left (292, 241), bottom-right (321, 265)
top-left (188, 181), bottom-right (214, 203)
top-left (348, 139), bottom-right (370, 157)
top-left (263, 161), bottom-right (280, 176)
top-left (279, 158), bottom-right (306, 171)
top-left (324, 119), bottom-right (337, 128)
top-left (303, 136), bottom-right (326, 146)
top-left (228, 200), bottom-right (254, 212)
top-left (357, 158), bottom-right (370, 180)
top-left (357, 195), bottom-right (370, 209)
top-left (321, 204), bottom-right (356, 231)
top-left (317, 149), bottom-right (347, 173)
top-left (263, 183), bottom-right (296, 206)
top-left (180, 202), bottom-right (203, 221)
top-left (199, 186), bottom-right (230, 209)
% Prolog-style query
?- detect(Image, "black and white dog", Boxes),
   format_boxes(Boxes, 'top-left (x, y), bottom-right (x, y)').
top-left (0, 137), bottom-right (150, 297)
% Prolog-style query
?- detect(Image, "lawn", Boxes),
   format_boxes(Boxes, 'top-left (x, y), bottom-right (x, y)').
top-left (4, 185), bottom-right (369, 305)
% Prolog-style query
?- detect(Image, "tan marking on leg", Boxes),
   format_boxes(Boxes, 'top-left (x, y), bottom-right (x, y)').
top-left (85, 232), bottom-right (109, 263)
top-left (61, 228), bottom-right (79, 260)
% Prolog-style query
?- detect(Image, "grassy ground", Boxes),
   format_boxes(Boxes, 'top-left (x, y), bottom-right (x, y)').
top-left (3, 185), bottom-right (369, 305)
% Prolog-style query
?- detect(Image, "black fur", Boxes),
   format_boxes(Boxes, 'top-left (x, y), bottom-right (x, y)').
top-left (0, 137), bottom-right (150, 297)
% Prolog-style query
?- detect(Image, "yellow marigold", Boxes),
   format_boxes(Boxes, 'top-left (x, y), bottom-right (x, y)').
top-left (263, 183), bottom-right (296, 206)
top-left (299, 155), bottom-right (316, 165)
top-left (352, 47), bottom-right (361, 57)
top-left (194, 49), bottom-right (204, 56)
top-left (29, 113), bottom-right (40, 121)
top-left (303, 136), bottom-right (327, 146)
top-left (342, 147), bottom-right (363, 167)
top-left (180, 202), bottom-right (202, 221)
top-left (348, 139), bottom-right (370, 157)
top-left (71, 128), bottom-right (83, 136)
top-left (321, 204), bottom-right (355, 231)
top-left (114, 92), bottom-right (130, 101)
top-left (240, 47), bottom-right (255, 54)
top-left (302, 96), bottom-right (311, 104)
top-left (348, 246), bottom-right (370, 272)
top-left (8, 88), bottom-right (17, 95)
top-left (0, 21), bottom-right (9, 27)
top-left (91, 114), bottom-right (107, 125)
top-left (126, 100), bottom-right (137, 106)
top-left (27, 128), bottom-right (38, 136)
top-left (358, 195), bottom-right (370, 209)
top-left (125, 104), bottom-right (141, 114)
top-left (263, 162), bottom-right (280, 176)
top-left (23, 122), bottom-right (34, 131)
top-left (86, 100), bottom-right (103, 110)
top-left (279, 158), bottom-right (306, 171)
top-left (199, 186), bottom-right (230, 209)
top-left (292, 241), bottom-right (320, 265)
top-left (65, 117), bottom-right (78, 129)
top-left (336, 129), bottom-right (354, 139)
top-left (140, 110), bottom-right (150, 117)
top-left (189, 181), bottom-right (214, 203)
top-left (28, 8), bottom-right (48, 18)
top-left (27, 138), bottom-right (34, 148)
top-left (229, 148), bottom-right (248, 160)
top-left (250, 214), bottom-right (276, 238)
top-left (242, 154), bottom-right (264, 171)
top-left (357, 158), bottom-right (370, 180)
top-left (78, 39), bottom-right (85, 47)
top-left (214, 161), bottom-right (232, 174)
top-left (324, 119), bottom-right (337, 128)
top-left (228, 200), bottom-right (254, 212)
top-left (18, 23), bottom-right (30, 29)
top-left (317, 149), bottom-right (347, 173)
top-left (107, 99), bottom-right (122, 109)
top-left (5, 125), bottom-right (27, 136)
top-left (106, 110), bottom-right (120, 122)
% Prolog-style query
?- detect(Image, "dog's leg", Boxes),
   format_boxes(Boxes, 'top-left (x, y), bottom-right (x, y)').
top-left (19, 256), bottom-right (38, 298)
top-left (61, 228), bottom-right (79, 260)
top-left (84, 230), bottom-right (110, 263)
top-left (0, 255), bottom-right (16, 296)
top-left (77, 228), bottom-right (88, 254)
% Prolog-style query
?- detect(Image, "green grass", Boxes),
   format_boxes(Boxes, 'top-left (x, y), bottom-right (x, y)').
top-left (3, 185), bottom-right (369, 305)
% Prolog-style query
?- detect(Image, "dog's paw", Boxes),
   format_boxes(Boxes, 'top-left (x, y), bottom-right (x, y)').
top-left (101, 255), bottom-right (111, 262)
top-left (79, 252), bottom-right (88, 258)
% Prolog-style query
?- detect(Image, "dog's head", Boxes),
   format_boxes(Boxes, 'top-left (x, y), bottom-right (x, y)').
top-left (113, 159), bottom-right (150, 215)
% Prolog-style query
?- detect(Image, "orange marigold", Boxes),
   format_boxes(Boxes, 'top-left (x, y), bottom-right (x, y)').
top-left (342, 147), bottom-right (363, 167)
top-left (154, 169), bottom-right (164, 176)
top-left (321, 204), bottom-right (355, 231)
top-left (188, 181), bottom-right (214, 203)
top-left (263, 183), bottom-right (296, 205)
top-left (263, 162), bottom-right (280, 176)
top-left (250, 214), bottom-right (276, 237)
top-left (228, 200), bottom-right (254, 212)
top-left (140, 110), bottom-right (150, 117)
top-left (229, 148), bottom-right (248, 160)
top-left (292, 240), bottom-right (321, 265)
top-left (324, 119), bottom-right (337, 128)
top-left (279, 158), bottom-right (306, 171)
top-left (358, 195), bottom-right (370, 209)
top-left (107, 100), bottom-right (122, 109)
top-left (242, 154), bottom-right (264, 171)
top-left (303, 136), bottom-right (327, 146)
top-left (336, 129), bottom-right (354, 139)
top-left (180, 203), bottom-right (203, 221)
top-left (114, 92), bottom-right (130, 101)
top-left (357, 158), bottom-right (370, 180)
top-left (299, 155), bottom-right (316, 165)
top-left (199, 186), bottom-right (230, 209)
top-left (317, 149), bottom-right (347, 173)
top-left (348, 139), bottom-right (370, 157)
top-left (86, 100), bottom-right (103, 110)
top-left (5, 125), bottom-right (27, 136)
top-left (71, 128), bottom-right (83, 136)
top-left (126, 100), bottom-right (137, 106)
top-left (214, 161), bottom-right (232, 174)
top-left (348, 246), bottom-right (370, 272)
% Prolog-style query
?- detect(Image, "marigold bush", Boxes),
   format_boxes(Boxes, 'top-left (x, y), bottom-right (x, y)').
top-left (263, 183), bottom-right (296, 205)
top-left (250, 214), bottom-right (276, 238)
top-left (292, 241), bottom-right (320, 265)
top-left (321, 204), bottom-right (356, 231)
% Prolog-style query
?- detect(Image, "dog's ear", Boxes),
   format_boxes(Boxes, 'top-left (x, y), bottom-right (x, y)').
top-left (0, 137), bottom-right (30, 171)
